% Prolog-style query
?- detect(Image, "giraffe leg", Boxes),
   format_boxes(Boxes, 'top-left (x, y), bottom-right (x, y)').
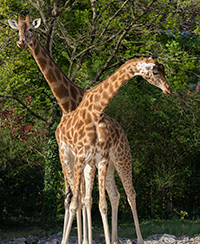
top-left (82, 203), bottom-right (88, 244)
top-left (56, 141), bottom-right (77, 244)
top-left (77, 204), bottom-right (83, 244)
top-left (81, 172), bottom-right (89, 244)
top-left (56, 137), bottom-right (84, 244)
top-left (61, 184), bottom-right (73, 244)
top-left (127, 187), bottom-right (143, 244)
top-left (106, 161), bottom-right (120, 244)
top-left (65, 154), bottom-right (87, 244)
top-left (61, 197), bottom-right (70, 244)
top-left (84, 164), bottom-right (96, 244)
top-left (98, 159), bottom-right (111, 244)
top-left (117, 168), bottom-right (144, 244)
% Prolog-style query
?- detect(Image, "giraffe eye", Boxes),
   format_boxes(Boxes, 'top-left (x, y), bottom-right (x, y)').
top-left (153, 71), bottom-right (159, 76)
top-left (29, 28), bottom-right (33, 32)
top-left (16, 30), bottom-right (19, 34)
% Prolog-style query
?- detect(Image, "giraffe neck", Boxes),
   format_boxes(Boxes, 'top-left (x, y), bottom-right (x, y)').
top-left (28, 35), bottom-right (84, 114)
top-left (86, 59), bottom-right (141, 115)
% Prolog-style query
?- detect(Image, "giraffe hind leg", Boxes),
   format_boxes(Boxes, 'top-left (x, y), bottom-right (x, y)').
top-left (84, 164), bottom-right (96, 244)
top-left (106, 160), bottom-right (120, 244)
top-left (98, 159), bottom-right (111, 244)
top-left (117, 170), bottom-right (144, 244)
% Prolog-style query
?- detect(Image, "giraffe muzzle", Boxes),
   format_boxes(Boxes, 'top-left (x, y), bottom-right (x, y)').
top-left (17, 40), bottom-right (27, 49)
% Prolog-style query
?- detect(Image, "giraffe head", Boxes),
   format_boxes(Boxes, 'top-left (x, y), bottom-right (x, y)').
top-left (8, 15), bottom-right (41, 49)
top-left (137, 54), bottom-right (172, 94)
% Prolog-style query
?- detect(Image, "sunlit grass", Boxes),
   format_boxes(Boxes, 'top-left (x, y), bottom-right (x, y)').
top-left (116, 217), bottom-right (200, 239)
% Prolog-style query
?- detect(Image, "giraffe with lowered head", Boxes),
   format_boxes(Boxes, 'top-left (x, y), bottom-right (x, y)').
top-left (8, 15), bottom-right (172, 244)
top-left (61, 52), bottom-right (172, 243)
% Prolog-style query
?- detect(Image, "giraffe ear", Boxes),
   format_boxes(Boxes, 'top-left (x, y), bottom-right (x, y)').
top-left (8, 20), bottom-right (18, 29)
top-left (140, 62), bottom-right (155, 70)
top-left (32, 18), bottom-right (41, 29)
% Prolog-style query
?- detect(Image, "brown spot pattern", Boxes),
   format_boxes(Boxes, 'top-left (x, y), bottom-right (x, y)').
top-left (37, 58), bottom-right (47, 71)
top-left (45, 67), bottom-right (57, 82)
top-left (70, 84), bottom-right (78, 98)
top-left (41, 49), bottom-right (47, 59)
top-left (94, 94), bottom-right (100, 102)
top-left (34, 44), bottom-right (40, 56)
top-left (53, 84), bottom-right (69, 100)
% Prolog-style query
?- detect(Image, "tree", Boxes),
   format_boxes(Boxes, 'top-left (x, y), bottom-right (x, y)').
top-left (0, 0), bottom-right (200, 219)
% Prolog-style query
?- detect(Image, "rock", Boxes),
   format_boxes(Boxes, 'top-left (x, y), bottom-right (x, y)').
top-left (44, 232), bottom-right (62, 244)
top-left (27, 236), bottom-right (38, 244)
top-left (68, 236), bottom-right (79, 244)
top-left (0, 237), bottom-right (26, 244)
top-left (159, 234), bottom-right (176, 243)
top-left (38, 238), bottom-right (47, 244)
top-left (146, 234), bottom-right (163, 241)
top-left (124, 239), bottom-right (134, 244)
top-left (93, 233), bottom-right (106, 244)
top-left (1, 232), bottom-right (200, 244)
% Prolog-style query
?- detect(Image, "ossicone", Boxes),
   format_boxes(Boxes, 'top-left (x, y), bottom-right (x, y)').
top-left (150, 53), bottom-right (158, 59)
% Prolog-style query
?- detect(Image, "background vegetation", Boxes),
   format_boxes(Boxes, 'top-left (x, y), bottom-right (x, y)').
top-left (0, 0), bottom-right (200, 229)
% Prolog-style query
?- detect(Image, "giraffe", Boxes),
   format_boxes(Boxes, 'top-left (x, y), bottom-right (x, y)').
top-left (8, 15), bottom-right (172, 244)
top-left (60, 53), bottom-right (172, 244)
top-left (8, 15), bottom-right (90, 243)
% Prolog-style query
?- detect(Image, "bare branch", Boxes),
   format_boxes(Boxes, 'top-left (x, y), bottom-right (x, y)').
top-left (85, 0), bottom-right (158, 88)
top-left (99, 0), bottom-right (129, 38)
top-left (29, 0), bottom-right (47, 26)
top-left (58, 0), bottom-right (76, 16)
top-left (90, 0), bottom-right (97, 23)
top-left (0, 95), bottom-right (47, 122)
top-left (45, 0), bottom-right (52, 17)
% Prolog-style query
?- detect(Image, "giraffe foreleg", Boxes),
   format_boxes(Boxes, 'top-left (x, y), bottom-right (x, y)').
top-left (61, 184), bottom-right (72, 244)
top-left (56, 139), bottom-right (76, 244)
top-left (61, 183), bottom-right (75, 244)
top-left (65, 152), bottom-right (87, 243)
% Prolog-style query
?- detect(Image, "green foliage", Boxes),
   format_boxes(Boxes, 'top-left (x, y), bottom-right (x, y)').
top-left (42, 121), bottom-right (62, 220)
top-left (0, 128), bottom-right (44, 219)
top-left (105, 84), bottom-right (200, 218)
top-left (0, 0), bottom-right (200, 221)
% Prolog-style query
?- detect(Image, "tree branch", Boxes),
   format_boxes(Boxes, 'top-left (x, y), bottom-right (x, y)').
top-left (85, 0), bottom-right (158, 89)
top-left (29, 0), bottom-right (47, 27)
top-left (0, 95), bottom-right (47, 122)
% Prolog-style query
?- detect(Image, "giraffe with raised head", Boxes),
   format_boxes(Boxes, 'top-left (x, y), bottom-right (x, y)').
top-left (8, 15), bottom-right (91, 243)
top-left (8, 15), bottom-right (172, 244)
